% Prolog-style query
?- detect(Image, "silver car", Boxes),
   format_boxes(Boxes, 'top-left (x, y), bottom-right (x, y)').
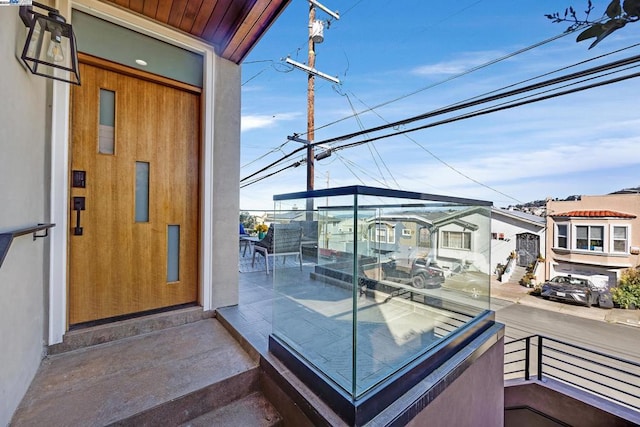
top-left (541, 275), bottom-right (613, 308)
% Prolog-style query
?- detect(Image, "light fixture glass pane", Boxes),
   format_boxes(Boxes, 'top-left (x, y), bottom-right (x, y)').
top-left (99, 89), bottom-right (115, 154)
top-left (135, 162), bottom-right (149, 222)
top-left (167, 225), bottom-right (180, 282)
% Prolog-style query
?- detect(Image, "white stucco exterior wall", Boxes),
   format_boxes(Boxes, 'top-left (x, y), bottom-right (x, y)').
top-left (491, 209), bottom-right (546, 272)
top-left (209, 56), bottom-right (241, 309)
top-left (0, 8), bottom-right (49, 424)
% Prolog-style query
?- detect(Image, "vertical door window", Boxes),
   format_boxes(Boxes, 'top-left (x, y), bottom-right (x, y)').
top-left (98, 89), bottom-right (115, 154)
top-left (167, 225), bottom-right (180, 282)
top-left (135, 162), bottom-right (149, 222)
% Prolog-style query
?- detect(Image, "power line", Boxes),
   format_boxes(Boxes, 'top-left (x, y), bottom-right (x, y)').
top-left (346, 91), bottom-right (522, 204)
top-left (314, 53), bottom-right (640, 146)
top-left (309, 29), bottom-right (579, 136)
top-left (343, 92), bottom-right (400, 188)
top-left (241, 53), bottom-right (640, 184)
top-left (240, 158), bottom-right (305, 188)
top-left (328, 68), bottom-right (640, 153)
top-left (248, 42), bottom-right (639, 171)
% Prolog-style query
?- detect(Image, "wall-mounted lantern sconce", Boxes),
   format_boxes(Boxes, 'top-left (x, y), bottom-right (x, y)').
top-left (19, 1), bottom-right (80, 85)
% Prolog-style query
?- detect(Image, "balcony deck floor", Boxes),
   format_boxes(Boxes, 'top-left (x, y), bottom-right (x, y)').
top-left (232, 250), bottom-right (486, 396)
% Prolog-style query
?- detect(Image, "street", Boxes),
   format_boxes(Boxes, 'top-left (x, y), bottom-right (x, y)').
top-left (496, 302), bottom-right (640, 363)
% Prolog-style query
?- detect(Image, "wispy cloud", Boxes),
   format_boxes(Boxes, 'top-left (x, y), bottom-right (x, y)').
top-left (411, 51), bottom-right (507, 76)
top-left (241, 112), bottom-right (301, 132)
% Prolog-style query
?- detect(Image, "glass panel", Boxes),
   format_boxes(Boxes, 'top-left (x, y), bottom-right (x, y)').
top-left (614, 226), bottom-right (627, 239)
top-left (590, 226), bottom-right (604, 251)
top-left (613, 226), bottom-right (627, 252)
top-left (576, 226), bottom-right (588, 250)
top-left (557, 225), bottom-right (567, 248)
top-left (98, 89), bottom-right (115, 154)
top-left (271, 187), bottom-right (491, 399)
top-left (135, 162), bottom-right (149, 222)
top-left (167, 225), bottom-right (180, 282)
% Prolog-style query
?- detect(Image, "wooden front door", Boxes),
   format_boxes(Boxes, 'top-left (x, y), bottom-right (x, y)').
top-left (68, 60), bottom-right (200, 325)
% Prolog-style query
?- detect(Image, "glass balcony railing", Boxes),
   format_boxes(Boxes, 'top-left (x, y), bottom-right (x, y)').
top-left (264, 186), bottom-right (494, 414)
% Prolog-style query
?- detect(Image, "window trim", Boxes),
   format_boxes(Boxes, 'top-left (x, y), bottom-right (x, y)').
top-left (371, 224), bottom-right (395, 244)
top-left (574, 224), bottom-right (604, 252)
top-left (441, 230), bottom-right (472, 250)
top-left (611, 224), bottom-right (630, 254)
top-left (555, 223), bottom-right (569, 249)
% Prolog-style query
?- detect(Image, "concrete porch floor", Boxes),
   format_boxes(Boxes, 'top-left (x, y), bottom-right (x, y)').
top-left (10, 256), bottom-right (495, 426)
top-left (10, 310), bottom-right (281, 426)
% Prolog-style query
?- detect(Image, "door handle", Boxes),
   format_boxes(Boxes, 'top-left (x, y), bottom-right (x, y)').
top-left (72, 197), bottom-right (85, 236)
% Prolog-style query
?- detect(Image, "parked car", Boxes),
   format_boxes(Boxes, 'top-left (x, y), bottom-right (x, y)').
top-left (410, 257), bottom-right (445, 289)
top-left (541, 275), bottom-right (613, 308)
top-left (379, 256), bottom-right (445, 289)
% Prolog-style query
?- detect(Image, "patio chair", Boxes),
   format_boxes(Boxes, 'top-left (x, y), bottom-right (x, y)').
top-left (252, 223), bottom-right (303, 274)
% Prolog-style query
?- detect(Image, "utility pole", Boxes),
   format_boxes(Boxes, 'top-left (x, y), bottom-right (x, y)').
top-left (286, 1), bottom-right (339, 197)
top-left (307, 3), bottom-right (316, 194)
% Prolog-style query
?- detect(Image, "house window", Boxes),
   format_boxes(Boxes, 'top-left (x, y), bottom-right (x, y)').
top-left (418, 227), bottom-right (430, 247)
top-left (576, 225), bottom-right (604, 252)
top-left (612, 226), bottom-right (628, 253)
top-left (556, 224), bottom-right (568, 249)
top-left (441, 231), bottom-right (471, 250)
top-left (372, 224), bottom-right (395, 244)
top-left (402, 229), bottom-right (412, 237)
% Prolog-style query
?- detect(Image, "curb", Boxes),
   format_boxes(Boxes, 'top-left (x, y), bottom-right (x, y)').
top-left (491, 282), bottom-right (640, 327)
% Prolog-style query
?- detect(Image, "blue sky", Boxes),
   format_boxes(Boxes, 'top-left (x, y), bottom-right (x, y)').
top-left (239, 0), bottom-right (640, 210)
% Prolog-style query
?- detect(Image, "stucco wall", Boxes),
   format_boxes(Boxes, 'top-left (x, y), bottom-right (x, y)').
top-left (491, 211), bottom-right (545, 273)
top-left (0, 8), bottom-right (49, 424)
top-left (210, 56), bottom-right (241, 309)
top-left (407, 336), bottom-right (505, 427)
top-left (505, 379), bottom-right (639, 426)
top-left (546, 194), bottom-right (640, 284)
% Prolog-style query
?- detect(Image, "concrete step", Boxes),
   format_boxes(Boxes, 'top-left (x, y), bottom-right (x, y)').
top-left (48, 305), bottom-right (214, 355)
top-left (506, 265), bottom-right (528, 286)
top-left (11, 318), bottom-right (269, 426)
top-left (181, 392), bottom-right (283, 427)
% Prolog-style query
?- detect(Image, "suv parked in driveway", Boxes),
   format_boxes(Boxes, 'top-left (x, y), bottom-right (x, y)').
top-left (541, 275), bottom-right (613, 308)
top-left (410, 257), bottom-right (445, 289)
top-left (380, 255), bottom-right (445, 289)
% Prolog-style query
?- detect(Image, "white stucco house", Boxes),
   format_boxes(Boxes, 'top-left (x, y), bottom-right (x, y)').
top-left (491, 207), bottom-right (546, 274)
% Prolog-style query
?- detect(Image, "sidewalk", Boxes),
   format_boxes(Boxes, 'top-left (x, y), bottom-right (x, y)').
top-left (490, 277), bottom-right (640, 328)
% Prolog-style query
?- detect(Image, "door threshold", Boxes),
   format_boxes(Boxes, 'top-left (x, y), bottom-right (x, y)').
top-left (50, 303), bottom-right (211, 355)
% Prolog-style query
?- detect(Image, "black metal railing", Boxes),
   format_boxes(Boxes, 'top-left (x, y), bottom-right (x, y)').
top-left (0, 223), bottom-right (55, 269)
top-left (505, 334), bottom-right (640, 411)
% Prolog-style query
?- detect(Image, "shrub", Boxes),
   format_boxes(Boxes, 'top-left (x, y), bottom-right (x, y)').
top-left (611, 268), bottom-right (640, 309)
top-left (519, 272), bottom-right (535, 287)
top-left (529, 284), bottom-right (542, 296)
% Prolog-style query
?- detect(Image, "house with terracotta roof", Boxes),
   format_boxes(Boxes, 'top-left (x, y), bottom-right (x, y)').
top-left (545, 194), bottom-right (640, 288)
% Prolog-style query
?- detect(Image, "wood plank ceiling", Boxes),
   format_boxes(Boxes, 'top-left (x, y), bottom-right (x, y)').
top-left (103, 0), bottom-right (290, 64)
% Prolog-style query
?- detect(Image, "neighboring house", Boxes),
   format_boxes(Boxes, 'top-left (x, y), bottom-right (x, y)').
top-left (0, 0), bottom-right (288, 422)
top-left (491, 207), bottom-right (546, 274)
top-left (546, 194), bottom-right (640, 288)
top-left (432, 207), bottom-right (492, 274)
top-left (347, 207), bottom-right (492, 274)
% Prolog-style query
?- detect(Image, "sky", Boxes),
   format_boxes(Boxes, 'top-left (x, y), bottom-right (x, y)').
top-left (239, 0), bottom-right (640, 211)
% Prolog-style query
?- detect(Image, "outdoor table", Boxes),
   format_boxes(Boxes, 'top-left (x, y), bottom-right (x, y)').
top-left (240, 235), bottom-right (260, 257)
